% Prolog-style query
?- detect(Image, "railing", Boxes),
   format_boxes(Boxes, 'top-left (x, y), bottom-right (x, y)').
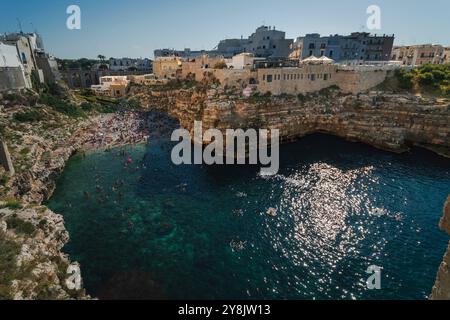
top-left (338, 61), bottom-right (402, 71)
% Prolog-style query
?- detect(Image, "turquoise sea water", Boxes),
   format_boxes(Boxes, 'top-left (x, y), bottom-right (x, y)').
top-left (47, 114), bottom-right (450, 300)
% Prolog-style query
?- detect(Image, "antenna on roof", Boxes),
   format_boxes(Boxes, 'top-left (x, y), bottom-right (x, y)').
top-left (17, 18), bottom-right (23, 33)
top-left (30, 23), bottom-right (38, 34)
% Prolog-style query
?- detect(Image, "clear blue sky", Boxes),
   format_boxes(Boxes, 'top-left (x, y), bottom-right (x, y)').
top-left (0, 0), bottom-right (448, 59)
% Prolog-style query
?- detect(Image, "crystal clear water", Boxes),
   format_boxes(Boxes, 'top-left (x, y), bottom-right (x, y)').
top-left (47, 114), bottom-right (450, 300)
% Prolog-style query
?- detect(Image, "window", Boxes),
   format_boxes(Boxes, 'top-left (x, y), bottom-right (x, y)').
top-left (267, 75), bottom-right (273, 83)
top-left (329, 50), bottom-right (333, 58)
top-left (324, 74), bottom-right (328, 80)
top-left (311, 74), bottom-right (316, 81)
top-left (309, 50), bottom-right (313, 56)
top-left (283, 74), bottom-right (286, 80)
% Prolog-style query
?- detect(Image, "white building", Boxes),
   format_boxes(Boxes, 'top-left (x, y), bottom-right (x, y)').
top-left (109, 58), bottom-right (152, 72)
top-left (226, 53), bottom-right (264, 70)
top-left (0, 42), bottom-right (32, 91)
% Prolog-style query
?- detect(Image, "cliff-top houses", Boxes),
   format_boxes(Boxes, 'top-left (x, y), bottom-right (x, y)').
top-left (2, 26), bottom-right (449, 97)
top-left (148, 27), bottom-right (401, 96)
top-left (391, 44), bottom-right (447, 66)
top-left (0, 32), bottom-right (61, 92)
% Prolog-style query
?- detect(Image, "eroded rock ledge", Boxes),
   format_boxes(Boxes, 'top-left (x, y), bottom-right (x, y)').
top-left (431, 196), bottom-right (450, 300)
top-left (0, 204), bottom-right (89, 299)
top-left (134, 87), bottom-right (450, 158)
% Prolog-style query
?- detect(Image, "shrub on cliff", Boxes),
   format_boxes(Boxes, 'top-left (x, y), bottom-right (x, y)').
top-left (6, 216), bottom-right (36, 235)
top-left (214, 61), bottom-right (228, 69)
top-left (1, 91), bottom-right (38, 108)
top-left (39, 94), bottom-right (86, 118)
top-left (396, 69), bottom-right (413, 89)
top-left (13, 110), bottom-right (44, 123)
top-left (395, 64), bottom-right (450, 96)
top-left (0, 201), bottom-right (22, 210)
top-left (418, 72), bottom-right (435, 86)
top-left (0, 232), bottom-right (20, 299)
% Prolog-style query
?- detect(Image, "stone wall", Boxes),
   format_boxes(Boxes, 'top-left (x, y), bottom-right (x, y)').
top-left (0, 141), bottom-right (14, 176)
top-left (335, 69), bottom-right (389, 94)
top-left (0, 67), bottom-right (28, 92)
top-left (257, 65), bottom-right (338, 95)
top-left (185, 63), bottom-right (391, 96)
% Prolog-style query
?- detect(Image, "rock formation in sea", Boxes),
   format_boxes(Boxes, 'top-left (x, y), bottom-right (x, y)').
top-left (431, 195), bottom-right (450, 300)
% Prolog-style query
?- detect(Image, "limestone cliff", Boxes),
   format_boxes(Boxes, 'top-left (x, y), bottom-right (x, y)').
top-left (133, 87), bottom-right (450, 158)
top-left (0, 203), bottom-right (89, 299)
top-left (431, 196), bottom-right (450, 300)
top-left (1, 91), bottom-right (149, 300)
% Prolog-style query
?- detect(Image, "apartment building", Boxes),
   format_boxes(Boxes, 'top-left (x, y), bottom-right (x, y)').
top-left (392, 45), bottom-right (445, 66)
top-left (300, 32), bottom-right (395, 64)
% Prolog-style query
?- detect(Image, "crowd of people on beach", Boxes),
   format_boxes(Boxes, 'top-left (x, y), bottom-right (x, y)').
top-left (75, 111), bottom-right (150, 151)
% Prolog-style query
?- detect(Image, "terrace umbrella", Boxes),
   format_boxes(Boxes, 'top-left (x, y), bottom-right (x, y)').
top-left (301, 56), bottom-right (320, 64)
top-left (318, 56), bottom-right (335, 64)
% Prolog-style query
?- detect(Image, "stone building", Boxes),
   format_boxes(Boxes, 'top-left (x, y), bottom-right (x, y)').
top-left (181, 55), bottom-right (226, 80)
top-left (301, 32), bottom-right (395, 64)
top-left (256, 60), bottom-right (393, 95)
top-left (155, 26), bottom-right (294, 60)
top-left (128, 74), bottom-right (169, 85)
top-left (226, 53), bottom-right (264, 70)
top-left (217, 26), bottom-right (294, 58)
top-left (109, 57), bottom-right (152, 72)
top-left (0, 33), bottom-right (45, 85)
top-left (153, 56), bottom-right (183, 79)
top-left (91, 75), bottom-right (130, 97)
top-left (257, 64), bottom-right (338, 95)
top-left (35, 52), bottom-right (61, 84)
top-left (154, 48), bottom-right (218, 59)
top-left (445, 48), bottom-right (450, 64)
top-left (391, 45), bottom-right (446, 66)
top-left (0, 42), bottom-right (31, 91)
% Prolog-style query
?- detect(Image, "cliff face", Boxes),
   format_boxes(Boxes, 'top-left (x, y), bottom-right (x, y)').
top-left (1, 92), bottom-right (149, 299)
top-left (134, 87), bottom-right (450, 158)
top-left (431, 196), bottom-right (450, 300)
top-left (0, 204), bottom-right (88, 299)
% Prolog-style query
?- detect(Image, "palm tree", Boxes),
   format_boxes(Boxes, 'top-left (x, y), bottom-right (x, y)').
top-left (97, 55), bottom-right (106, 63)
